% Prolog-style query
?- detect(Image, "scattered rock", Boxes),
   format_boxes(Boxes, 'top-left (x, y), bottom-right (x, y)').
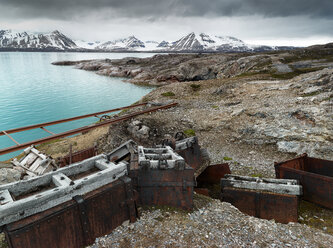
top-left (0, 168), bottom-right (21, 185)
top-left (127, 120), bottom-right (151, 141)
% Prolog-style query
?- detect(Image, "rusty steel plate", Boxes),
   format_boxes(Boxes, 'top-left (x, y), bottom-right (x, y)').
top-left (128, 152), bottom-right (195, 210)
top-left (58, 146), bottom-right (97, 167)
top-left (221, 187), bottom-right (299, 224)
top-left (197, 163), bottom-right (231, 185)
top-left (275, 154), bottom-right (333, 209)
top-left (4, 177), bottom-right (138, 248)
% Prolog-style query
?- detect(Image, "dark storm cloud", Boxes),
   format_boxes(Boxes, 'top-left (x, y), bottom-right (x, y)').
top-left (1, 0), bottom-right (333, 20)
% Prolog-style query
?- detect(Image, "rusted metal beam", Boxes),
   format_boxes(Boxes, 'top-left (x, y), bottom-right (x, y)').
top-left (0, 102), bottom-right (148, 137)
top-left (40, 127), bottom-right (55, 135)
top-left (2, 131), bottom-right (20, 145)
top-left (0, 102), bottom-right (177, 156)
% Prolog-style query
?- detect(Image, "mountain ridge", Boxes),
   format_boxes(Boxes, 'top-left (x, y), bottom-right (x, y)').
top-left (0, 29), bottom-right (297, 52)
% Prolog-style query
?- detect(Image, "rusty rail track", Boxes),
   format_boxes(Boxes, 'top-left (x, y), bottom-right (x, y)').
top-left (0, 102), bottom-right (177, 156)
top-left (0, 102), bottom-right (147, 137)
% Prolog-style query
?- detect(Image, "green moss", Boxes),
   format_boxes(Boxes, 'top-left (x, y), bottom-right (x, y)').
top-left (0, 233), bottom-right (8, 248)
top-left (282, 54), bottom-right (333, 63)
top-left (190, 84), bottom-right (201, 91)
top-left (161, 91), bottom-right (175, 97)
top-left (323, 94), bottom-right (333, 101)
top-left (270, 67), bottom-right (324, 80)
top-left (299, 200), bottom-right (333, 235)
top-left (236, 71), bottom-right (261, 78)
top-left (223, 156), bottom-right (233, 161)
top-left (211, 105), bottom-right (219, 109)
top-left (270, 72), bottom-right (300, 80)
top-left (36, 138), bottom-right (62, 147)
top-left (184, 129), bottom-right (196, 137)
top-left (141, 96), bottom-right (150, 102)
top-left (250, 173), bottom-right (264, 178)
top-left (301, 91), bottom-right (320, 97)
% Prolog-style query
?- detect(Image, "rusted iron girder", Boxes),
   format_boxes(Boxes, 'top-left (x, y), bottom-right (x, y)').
top-left (0, 102), bottom-right (148, 137)
top-left (0, 102), bottom-right (177, 156)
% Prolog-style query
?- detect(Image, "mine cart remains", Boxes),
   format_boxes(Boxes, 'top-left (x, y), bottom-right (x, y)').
top-left (0, 155), bottom-right (138, 248)
top-left (275, 153), bottom-right (333, 209)
top-left (128, 146), bottom-right (195, 210)
top-left (175, 136), bottom-right (210, 177)
top-left (221, 174), bottom-right (302, 223)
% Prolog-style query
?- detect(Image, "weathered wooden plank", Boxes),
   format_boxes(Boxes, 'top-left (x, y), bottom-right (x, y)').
top-left (0, 190), bottom-right (13, 205)
top-left (221, 174), bottom-right (302, 196)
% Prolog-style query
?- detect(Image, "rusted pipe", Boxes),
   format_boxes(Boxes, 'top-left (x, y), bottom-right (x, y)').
top-left (0, 102), bottom-right (148, 137)
top-left (0, 102), bottom-right (177, 156)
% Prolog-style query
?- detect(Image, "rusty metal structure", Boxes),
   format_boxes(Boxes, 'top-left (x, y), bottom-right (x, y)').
top-left (275, 153), bottom-right (333, 209)
top-left (221, 174), bottom-right (302, 224)
top-left (0, 155), bottom-right (138, 248)
top-left (197, 163), bottom-right (231, 185)
top-left (195, 163), bottom-right (231, 197)
top-left (106, 141), bottom-right (196, 210)
top-left (107, 140), bottom-right (137, 163)
top-left (128, 146), bottom-right (195, 210)
top-left (174, 136), bottom-right (210, 177)
top-left (57, 145), bottom-right (97, 167)
top-left (0, 102), bottom-right (177, 156)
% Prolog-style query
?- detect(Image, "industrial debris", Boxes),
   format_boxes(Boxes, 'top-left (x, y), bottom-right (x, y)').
top-left (11, 146), bottom-right (58, 177)
top-left (221, 174), bottom-right (302, 224)
top-left (1, 155), bottom-right (135, 248)
top-left (275, 153), bottom-right (333, 209)
top-left (57, 145), bottom-right (97, 167)
top-left (0, 102), bottom-right (177, 156)
top-left (1, 134), bottom-right (333, 247)
top-left (175, 135), bottom-right (210, 177)
top-left (128, 146), bottom-right (195, 210)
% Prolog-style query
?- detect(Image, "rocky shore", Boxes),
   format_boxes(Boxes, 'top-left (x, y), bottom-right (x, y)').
top-left (1, 46), bottom-right (332, 247)
top-left (53, 45), bottom-right (333, 87)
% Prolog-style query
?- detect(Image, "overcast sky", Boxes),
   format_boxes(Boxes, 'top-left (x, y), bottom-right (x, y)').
top-left (0, 0), bottom-right (332, 46)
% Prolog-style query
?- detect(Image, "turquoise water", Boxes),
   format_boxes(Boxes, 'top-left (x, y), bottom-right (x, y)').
top-left (0, 52), bottom-right (155, 161)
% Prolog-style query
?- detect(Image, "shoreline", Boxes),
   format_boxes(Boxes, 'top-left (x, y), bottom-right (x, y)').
top-left (1, 47), bottom-right (333, 245)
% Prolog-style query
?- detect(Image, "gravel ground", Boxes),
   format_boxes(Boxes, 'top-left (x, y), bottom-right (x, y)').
top-left (90, 194), bottom-right (333, 248)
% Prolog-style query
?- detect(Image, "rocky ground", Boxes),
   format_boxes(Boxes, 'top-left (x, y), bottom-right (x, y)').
top-left (90, 194), bottom-right (333, 248)
top-left (1, 45), bottom-right (333, 247)
top-left (97, 67), bottom-right (333, 177)
top-left (90, 46), bottom-right (333, 246)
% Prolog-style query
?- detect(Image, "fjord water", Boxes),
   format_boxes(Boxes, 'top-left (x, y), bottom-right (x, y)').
top-left (0, 52), bottom-right (154, 161)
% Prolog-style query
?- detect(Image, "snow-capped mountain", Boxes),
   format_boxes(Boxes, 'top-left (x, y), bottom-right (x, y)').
top-left (0, 29), bottom-right (295, 52)
top-left (157, 41), bottom-right (171, 48)
top-left (169, 32), bottom-right (251, 52)
top-left (96, 36), bottom-right (145, 51)
top-left (0, 30), bottom-right (77, 50)
top-left (74, 40), bottom-right (101, 49)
